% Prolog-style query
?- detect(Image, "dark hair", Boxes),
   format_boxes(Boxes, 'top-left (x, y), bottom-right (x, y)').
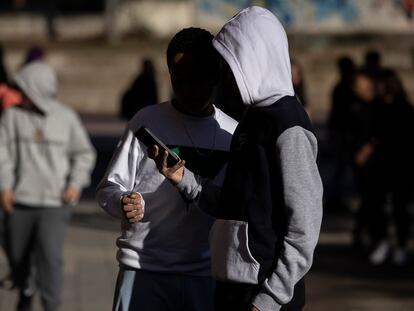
top-left (141, 58), bottom-right (155, 78)
top-left (337, 56), bottom-right (355, 78)
top-left (364, 50), bottom-right (381, 68)
top-left (166, 27), bottom-right (219, 70)
top-left (379, 69), bottom-right (409, 103)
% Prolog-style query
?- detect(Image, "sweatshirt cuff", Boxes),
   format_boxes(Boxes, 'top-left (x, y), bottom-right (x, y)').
top-left (175, 168), bottom-right (200, 201)
top-left (68, 179), bottom-right (84, 191)
top-left (0, 181), bottom-right (13, 192)
top-left (252, 293), bottom-right (282, 311)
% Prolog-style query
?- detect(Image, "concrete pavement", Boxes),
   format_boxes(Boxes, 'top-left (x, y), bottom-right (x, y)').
top-left (0, 201), bottom-right (413, 311)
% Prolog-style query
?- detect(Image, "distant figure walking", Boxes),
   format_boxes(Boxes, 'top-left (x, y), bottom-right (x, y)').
top-left (291, 59), bottom-right (307, 107)
top-left (0, 61), bottom-right (96, 311)
top-left (327, 56), bottom-right (356, 210)
top-left (0, 45), bottom-right (8, 84)
top-left (368, 69), bottom-right (414, 266)
top-left (120, 58), bottom-right (158, 120)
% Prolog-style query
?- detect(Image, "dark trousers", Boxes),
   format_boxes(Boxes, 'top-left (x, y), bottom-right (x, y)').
top-left (8, 205), bottom-right (71, 311)
top-left (113, 268), bottom-right (215, 311)
top-left (368, 178), bottom-right (412, 247)
top-left (215, 278), bottom-right (305, 311)
top-left (354, 160), bottom-right (413, 248)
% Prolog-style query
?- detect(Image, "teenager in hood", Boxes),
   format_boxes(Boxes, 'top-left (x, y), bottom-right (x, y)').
top-left (148, 6), bottom-right (323, 311)
top-left (0, 61), bottom-right (96, 311)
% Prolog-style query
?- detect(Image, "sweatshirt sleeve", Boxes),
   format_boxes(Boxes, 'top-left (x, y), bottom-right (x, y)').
top-left (0, 109), bottom-right (16, 191)
top-left (96, 127), bottom-right (143, 218)
top-left (176, 168), bottom-right (222, 217)
top-left (67, 112), bottom-right (96, 190)
top-left (252, 126), bottom-right (323, 311)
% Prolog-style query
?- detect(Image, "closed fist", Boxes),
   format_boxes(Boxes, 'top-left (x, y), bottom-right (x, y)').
top-left (121, 192), bottom-right (145, 224)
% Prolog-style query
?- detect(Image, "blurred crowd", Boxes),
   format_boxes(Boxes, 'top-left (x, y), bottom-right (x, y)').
top-left (326, 51), bottom-right (414, 266)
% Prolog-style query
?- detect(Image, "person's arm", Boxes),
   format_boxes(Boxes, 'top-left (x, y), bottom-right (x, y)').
top-left (96, 128), bottom-right (143, 218)
top-left (252, 126), bottom-right (323, 311)
top-left (65, 112), bottom-right (96, 204)
top-left (176, 167), bottom-right (222, 216)
top-left (0, 109), bottom-right (16, 213)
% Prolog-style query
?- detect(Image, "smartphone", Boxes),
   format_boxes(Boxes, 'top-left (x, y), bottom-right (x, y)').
top-left (135, 126), bottom-right (180, 167)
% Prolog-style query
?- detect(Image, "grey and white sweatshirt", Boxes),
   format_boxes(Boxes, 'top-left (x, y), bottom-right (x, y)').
top-left (175, 6), bottom-right (323, 311)
top-left (0, 61), bottom-right (96, 207)
top-left (96, 102), bottom-right (237, 275)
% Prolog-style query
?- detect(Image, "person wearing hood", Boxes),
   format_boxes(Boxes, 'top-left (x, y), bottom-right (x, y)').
top-left (148, 6), bottom-right (323, 311)
top-left (0, 61), bottom-right (96, 311)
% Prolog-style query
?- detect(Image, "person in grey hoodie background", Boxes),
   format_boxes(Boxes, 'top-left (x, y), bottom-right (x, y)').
top-left (0, 61), bottom-right (96, 311)
top-left (149, 7), bottom-right (323, 311)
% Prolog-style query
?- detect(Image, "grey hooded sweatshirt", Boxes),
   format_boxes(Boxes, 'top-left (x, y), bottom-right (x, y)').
top-left (174, 6), bottom-right (323, 311)
top-left (0, 61), bottom-right (96, 207)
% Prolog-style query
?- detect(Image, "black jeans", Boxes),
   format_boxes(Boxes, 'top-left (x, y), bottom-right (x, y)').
top-left (215, 278), bottom-right (305, 311)
top-left (113, 268), bottom-right (215, 311)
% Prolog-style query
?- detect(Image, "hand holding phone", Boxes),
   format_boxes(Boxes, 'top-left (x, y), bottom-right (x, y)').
top-left (135, 126), bottom-right (180, 167)
top-left (148, 145), bottom-right (185, 185)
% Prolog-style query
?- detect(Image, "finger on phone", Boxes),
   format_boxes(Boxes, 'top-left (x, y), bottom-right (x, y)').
top-left (160, 150), bottom-right (168, 170)
top-left (147, 145), bottom-right (159, 159)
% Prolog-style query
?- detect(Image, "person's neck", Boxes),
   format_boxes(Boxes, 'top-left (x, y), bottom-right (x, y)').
top-left (172, 99), bottom-right (214, 117)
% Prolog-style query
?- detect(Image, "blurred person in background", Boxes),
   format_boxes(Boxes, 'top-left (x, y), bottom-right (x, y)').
top-left (0, 81), bottom-right (21, 289)
top-left (0, 44), bottom-right (8, 84)
top-left (368, 69), bottom-right (414, 266)
top-left (363, 50), bottom-right (383, 91)
top-left (348, 69), bottom-right (381, 253)
top-left (0, 44), bottom-right (20, 288)
top-left (97, 28), bottom-right (237, 311)
top-left (21, 46), bottom-right (45, 68)
top-left (327, 56), bottom-right (356, 211)
top-left (0, 44), bottom-right (21, 113)
top-left (291, 59), bottom-right (307, 107)
top-left (0, 85), bottom-right (22, 114)
top-left (0, 61), bottom-right (96, 311)
top-left (120, 58), bottom-right (158, 120)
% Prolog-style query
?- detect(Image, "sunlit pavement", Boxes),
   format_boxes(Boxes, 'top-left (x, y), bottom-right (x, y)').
top-left (0, 201), bottom-right (413, 311)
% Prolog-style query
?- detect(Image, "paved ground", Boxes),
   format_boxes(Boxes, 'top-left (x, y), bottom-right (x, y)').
top-left (0, 201), bottom-right (413, 311)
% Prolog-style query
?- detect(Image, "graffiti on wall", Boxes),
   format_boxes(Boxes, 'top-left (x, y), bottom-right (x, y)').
top-left (195, 0), bottom-right (414, 32)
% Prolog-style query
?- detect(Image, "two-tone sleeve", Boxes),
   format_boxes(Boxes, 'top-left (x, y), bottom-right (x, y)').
top-left (175, 168), bottom-right (222, 217)
top-left (252, 126), bottom-right (323, 311)
top-left (96, 128), bottom-right (143, 218)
